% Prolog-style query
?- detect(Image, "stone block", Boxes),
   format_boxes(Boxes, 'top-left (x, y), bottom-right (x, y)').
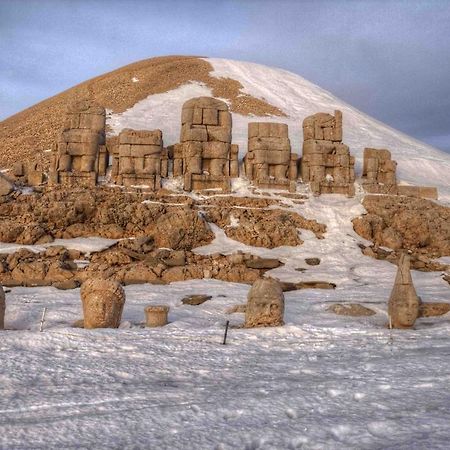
top-left (253, 149), bottom-right (291, 165)
top-left (218, 110), bottom-right (232, 128)
top-left (119, 129), bottom-right (162, 146)
top-left (62, 129), bottom-right (99, 144)
top-left (79, 113), bottom-right (106, 132)
top-left (28, 171), bottom-right (44, 186)
top-left (130, 144), bottom-right (162, 157)
top-left (181, 107), bottom-right (194, 124)
top-left (192, 107), bottom-right (203, 125)
top-left (202, 108), bottom-right (219, 125)
top-left (202, 141), bottom-right (230, 159)
top-left (180, 124), bottom-right (208, 142)
top-left (206, 126), bottom-right (231, 143)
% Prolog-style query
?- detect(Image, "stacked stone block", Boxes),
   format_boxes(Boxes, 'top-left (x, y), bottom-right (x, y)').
top-left (301, 110), bottom-right (355, 196)
top-left (244, 122), bottom-right (298, 192)
top-left (175, 97), bottom-right (238, 191)
top-left (50, 101), bottom-right (106, 188)
top-left (112, 129), bottom-right (168, 189)
top-left (361, 148), bottom-right (397, 194)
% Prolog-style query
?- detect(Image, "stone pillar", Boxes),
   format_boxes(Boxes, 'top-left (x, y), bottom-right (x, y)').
top-left (145, 305), bottom-right (169, 327)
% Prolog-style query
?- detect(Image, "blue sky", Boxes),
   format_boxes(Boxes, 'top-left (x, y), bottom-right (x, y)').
top-left (1, 0), bottom-right (449, 152)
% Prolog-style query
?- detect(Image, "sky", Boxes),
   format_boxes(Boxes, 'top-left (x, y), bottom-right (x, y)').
top-left (1, 0), bottom-right (450, 153)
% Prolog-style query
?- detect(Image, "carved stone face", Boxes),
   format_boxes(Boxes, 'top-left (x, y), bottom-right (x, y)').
top-left (245, 278), bottom-right (284, 328)
top-left (390, 294), bottom-right (419, 329)
top-left (81, 279), bottom-right (125, 329)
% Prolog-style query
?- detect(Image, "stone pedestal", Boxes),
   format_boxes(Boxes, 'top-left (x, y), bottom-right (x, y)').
top-left (145, 305), bottom-right (169, 327)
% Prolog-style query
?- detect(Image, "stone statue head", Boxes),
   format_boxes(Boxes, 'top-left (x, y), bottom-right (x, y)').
top-left (80, 279), bottom-right (125, 329)
top-left (389, 289), bottom-right (420, 329)
top-left (245, 278), bottom-right (284, 327)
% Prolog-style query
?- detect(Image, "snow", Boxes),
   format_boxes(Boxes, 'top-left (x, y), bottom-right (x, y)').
top-left (108, 57), bottom-right (450, 202)
top-left (0, 237), bottom-right (117, 255)
top-left (2, 191), bottom-right (450, 448)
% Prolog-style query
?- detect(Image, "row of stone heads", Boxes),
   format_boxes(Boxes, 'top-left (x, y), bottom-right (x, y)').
top-left (0, 278), bottom-right (285, 330)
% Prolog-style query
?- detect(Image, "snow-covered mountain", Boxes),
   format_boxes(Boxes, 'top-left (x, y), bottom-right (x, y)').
top-left (109, 57), bottom-right (450, 199)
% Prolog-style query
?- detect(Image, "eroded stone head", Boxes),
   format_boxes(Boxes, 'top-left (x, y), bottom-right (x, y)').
top-left (245, 278), bottom-right (284, 327)
top-left (388, 253), bottom-right (420, 329)
top-left (80, 279), bottom-right (125, 329)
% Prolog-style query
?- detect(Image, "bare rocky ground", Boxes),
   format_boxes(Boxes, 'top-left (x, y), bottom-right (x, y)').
top-left (0, 187), bottom-right (322, 288)
top-left (352, 195), bottom-right (450, 275)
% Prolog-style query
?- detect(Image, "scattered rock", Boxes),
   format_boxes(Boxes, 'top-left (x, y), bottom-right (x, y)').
top-left (327, 303), bottom-right (376, 317)
top-left (181, 294), bottom-right (212, 306)
top-left (305, 258), bottom-right (320, 266)
top-left (419, 302), bottom-right (450, 317)
top-left (245, 257), bottom-right (282, 269)
top-left (53, 280), bottom-right (80, 290)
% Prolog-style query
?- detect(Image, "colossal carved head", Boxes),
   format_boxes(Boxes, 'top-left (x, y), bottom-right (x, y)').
top-left (245, 278), bottom-right (284, 327)
top-left (389, 288), bottom-right (420, 329)
top-left (80, 279), bottom-right (125, 329)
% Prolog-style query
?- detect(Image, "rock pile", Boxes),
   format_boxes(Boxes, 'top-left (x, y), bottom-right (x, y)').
top-left (244, 122), bottom-right (298, 192)
top-left (301, 110), bottom-right (355, 196)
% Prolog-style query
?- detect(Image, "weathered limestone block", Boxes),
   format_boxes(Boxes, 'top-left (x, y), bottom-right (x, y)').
top-left (301, 110), bottom-right (354, 196)
top-left (0, 285), bottom-right (5, 329)
top-left (177, 97), bottom-right (238, 191)
top-left (397, 185), bottom-right (438, 200)
top-left (245, 278), bottom-right (285, 327)
top-left (144, 305), bottom-right (169, 327)
top-left (388, 253), bottom-right (420, 329)
top-left (245, 122), bottom-right (297, 191)
top-left (80, 279), bottom-right (125, 329)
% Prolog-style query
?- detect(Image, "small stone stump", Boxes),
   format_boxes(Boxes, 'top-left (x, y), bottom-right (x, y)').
top-left (0, 285), bottom-right (5, 330)
top-left (80, 279), bottom-right (125, 329)
top-left (145, 305), bottom-right (169, 327)
top-left (245, 278), bottom-right (284, 327)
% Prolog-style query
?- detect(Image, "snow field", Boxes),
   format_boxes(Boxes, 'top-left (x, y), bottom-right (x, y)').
top-left (1, 192), bottom-right (450, 448)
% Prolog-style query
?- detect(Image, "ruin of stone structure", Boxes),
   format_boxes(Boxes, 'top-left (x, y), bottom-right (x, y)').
top-left (111, 129), bottom-right (168, 189)
top-left (144, 305), bottom-right (169, 327)
top-left (172, 96), bottom-right (239, 191)
top-left (301, 110), bottom-right (355, 196)
top-left (245, 278), bottom-right (285, 327)
top-left (0, 285), bottom-right (5, 330)
top-left (80, 278), bottom-right (125, 329)
top-left (361, 148), bottom-right (397, 194)
top-left (388, 253), bottom-right (420, 329)
top-left (49, 101), bottom-right (106, 188)
top-left (244, 122), bottom-right (298, 192)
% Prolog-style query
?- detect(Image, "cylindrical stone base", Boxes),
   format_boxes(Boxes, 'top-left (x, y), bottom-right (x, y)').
top-left (145, 305), bottom-right (169, 327)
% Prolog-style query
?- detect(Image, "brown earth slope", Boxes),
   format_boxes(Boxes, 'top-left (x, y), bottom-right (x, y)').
top-left (0, 56), bottom-right (285, 170)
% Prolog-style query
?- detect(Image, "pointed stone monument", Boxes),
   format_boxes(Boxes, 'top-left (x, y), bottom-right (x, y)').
top-left (388, 253), bottom-right (420, 329)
